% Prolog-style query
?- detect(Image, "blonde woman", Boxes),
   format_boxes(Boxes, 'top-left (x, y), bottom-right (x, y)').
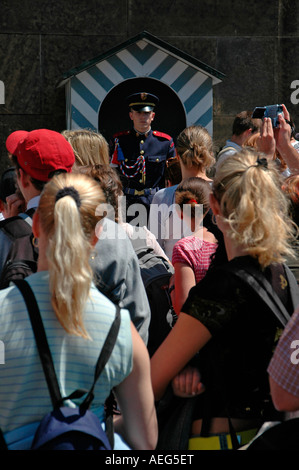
top-left (62, 129), bottom-right (110, 167)
top-left (151, 148), bottom-right (299, 450)
top-left (0, 173), bottom-right (157, 450)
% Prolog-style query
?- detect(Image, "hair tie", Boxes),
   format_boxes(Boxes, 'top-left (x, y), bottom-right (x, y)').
top-left (55, 186), bottom-right (81, 209)
top-left (187, 199), bottom-right (197, 204)
top-left (247, 156), bottom-right (268, 171)
top-left (256, 156), bottom-right (268, 168)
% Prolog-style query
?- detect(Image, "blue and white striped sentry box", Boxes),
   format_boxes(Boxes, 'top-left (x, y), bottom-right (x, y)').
top-left (57, 31), bottom-right (224, 137)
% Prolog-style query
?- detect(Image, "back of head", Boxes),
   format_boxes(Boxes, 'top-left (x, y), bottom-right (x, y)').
top-left (0, 167), bottom-right (17, 203)
top-left (213, 148), bottom-right (296, 267)
top-left (10, 129), bottom-right (75, 192)
top-left (175, 177), bottom-right (212, 218)
top-left (165, 156), bottom-right (182, 186)
top-left (78, 164), bottom-right (123, 223)
top-left (37, 172), bottom-right (106, 338)
top-left (232, 111), bottom-right (261, 136)
top-left (62, 129), bottom-right (110, 167)
top-left (176, 125), bottom-right (215, 171)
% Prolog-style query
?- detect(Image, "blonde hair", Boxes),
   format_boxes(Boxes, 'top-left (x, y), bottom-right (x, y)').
top-left (213, 148), bottom-right (296, 268)
top-left (176, 125), bottom-right (215, 171)
top-left (62, 129), bottom-right (110, 167)
top-left (37, 172), bottom-right (106, 339)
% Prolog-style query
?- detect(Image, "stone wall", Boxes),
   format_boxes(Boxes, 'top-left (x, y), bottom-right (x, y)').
top-left (0, 0), bottom-right (298, 171)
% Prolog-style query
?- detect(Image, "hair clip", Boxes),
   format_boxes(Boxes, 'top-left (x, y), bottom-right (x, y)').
top-left (187, 199), bottom-right (197, 204)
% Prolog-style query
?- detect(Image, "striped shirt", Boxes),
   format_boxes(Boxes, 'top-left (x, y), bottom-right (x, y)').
top-left (0, 271), bottom-right (132, 441)
top-left (268, 308), bottom-right (299, 398)
top-left (172, 236), bottom-right (217, 283)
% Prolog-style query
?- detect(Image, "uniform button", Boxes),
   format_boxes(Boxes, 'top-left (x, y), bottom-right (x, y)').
top-left (156, 158), bottom-right (160, 162)
top-left (140, 150), bottom-right (144, 155)
top-left (140, 140), bottom-right (144, 144)
top-left (125, 158), bottom-right (128, 162)
top-left (139, 179), bottom-right (143, 183)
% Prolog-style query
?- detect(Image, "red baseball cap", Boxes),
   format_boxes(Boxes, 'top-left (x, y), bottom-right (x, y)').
top-left (6, 130), bottom-right (29, 155)
top-left (14, 129), bottom-right (75, 182)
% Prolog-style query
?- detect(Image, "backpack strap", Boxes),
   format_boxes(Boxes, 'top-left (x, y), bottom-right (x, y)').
top-left (18, 212), bottom-right (33, 227)
top-left (13, 279), bottom-right (62, 406)
top-left (13, 279), bottom-right (121, 447)
top-left (217, 146), bottom-right (237, 158)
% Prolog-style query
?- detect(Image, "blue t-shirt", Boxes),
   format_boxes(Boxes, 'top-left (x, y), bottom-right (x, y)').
top-left (0, 271), bottom-right (132, 448)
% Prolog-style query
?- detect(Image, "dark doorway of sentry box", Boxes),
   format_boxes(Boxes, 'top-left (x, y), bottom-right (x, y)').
top-left (98, 77), bottom-right (186, 146)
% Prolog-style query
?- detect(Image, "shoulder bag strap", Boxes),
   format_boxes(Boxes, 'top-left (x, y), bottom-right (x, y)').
top-left (223, 265), bottom-right (291, 327)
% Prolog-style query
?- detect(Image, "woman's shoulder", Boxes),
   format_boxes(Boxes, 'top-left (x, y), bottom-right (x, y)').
top-left (87, 284), bottom-right (132, 333)
top-left (152, 185), bottom-right (177, 206)
top-left (187, 258), bottom-right (248, 296)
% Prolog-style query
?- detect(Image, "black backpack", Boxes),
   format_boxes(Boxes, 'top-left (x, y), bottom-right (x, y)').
top-left (130, 228), bottom-right (177, 357)
top-left (0, 279), bottom-right (120, 450)
top-left (0, 213), bottom-right (38, 289)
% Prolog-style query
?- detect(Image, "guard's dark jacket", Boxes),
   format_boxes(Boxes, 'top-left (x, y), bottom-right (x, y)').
top-left (111, 129), bottom-right (176, 196)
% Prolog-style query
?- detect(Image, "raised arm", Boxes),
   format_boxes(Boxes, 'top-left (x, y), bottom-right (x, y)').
top-left (275, 104), bottom-right (299, 173)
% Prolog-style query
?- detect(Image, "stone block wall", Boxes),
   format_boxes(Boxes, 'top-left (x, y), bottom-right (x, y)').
top-left (0, 0), bottom-right (298, 171)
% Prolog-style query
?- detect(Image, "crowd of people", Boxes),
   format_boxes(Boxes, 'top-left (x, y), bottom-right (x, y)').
top-left (0, 95), bottom-right (299, 451)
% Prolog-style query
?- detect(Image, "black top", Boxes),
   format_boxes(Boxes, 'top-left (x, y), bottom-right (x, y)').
top-left (182, 255), bottom-right (294, 419)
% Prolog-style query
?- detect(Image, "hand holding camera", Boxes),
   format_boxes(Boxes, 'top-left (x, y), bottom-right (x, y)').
top-left (252, 104), bottom-right (283, 128)
top-left (252, 103), bottom-right (299, 173)
top-left (254, 103), bottom-right (291, 160)
top-left (256, 115), bottom-right (276, 159)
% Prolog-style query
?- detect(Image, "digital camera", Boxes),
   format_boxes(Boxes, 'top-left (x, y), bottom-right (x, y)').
top-left (252, 104), bottom-right (283, 127)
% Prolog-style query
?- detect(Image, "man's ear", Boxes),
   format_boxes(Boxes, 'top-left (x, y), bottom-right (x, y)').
top-left (18, 168), bottom-right (30, 188)
top-left (32, 211), bottom-right (40, 238)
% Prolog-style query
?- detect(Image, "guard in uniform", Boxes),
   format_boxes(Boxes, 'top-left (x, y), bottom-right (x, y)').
top-left (110, 92), bottom-right (176, 223)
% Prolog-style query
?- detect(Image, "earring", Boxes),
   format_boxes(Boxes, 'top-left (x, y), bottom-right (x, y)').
top-left (90, 250), bottom-right (98, 261)
top-left (32, 236), bottom-right (38, 248)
